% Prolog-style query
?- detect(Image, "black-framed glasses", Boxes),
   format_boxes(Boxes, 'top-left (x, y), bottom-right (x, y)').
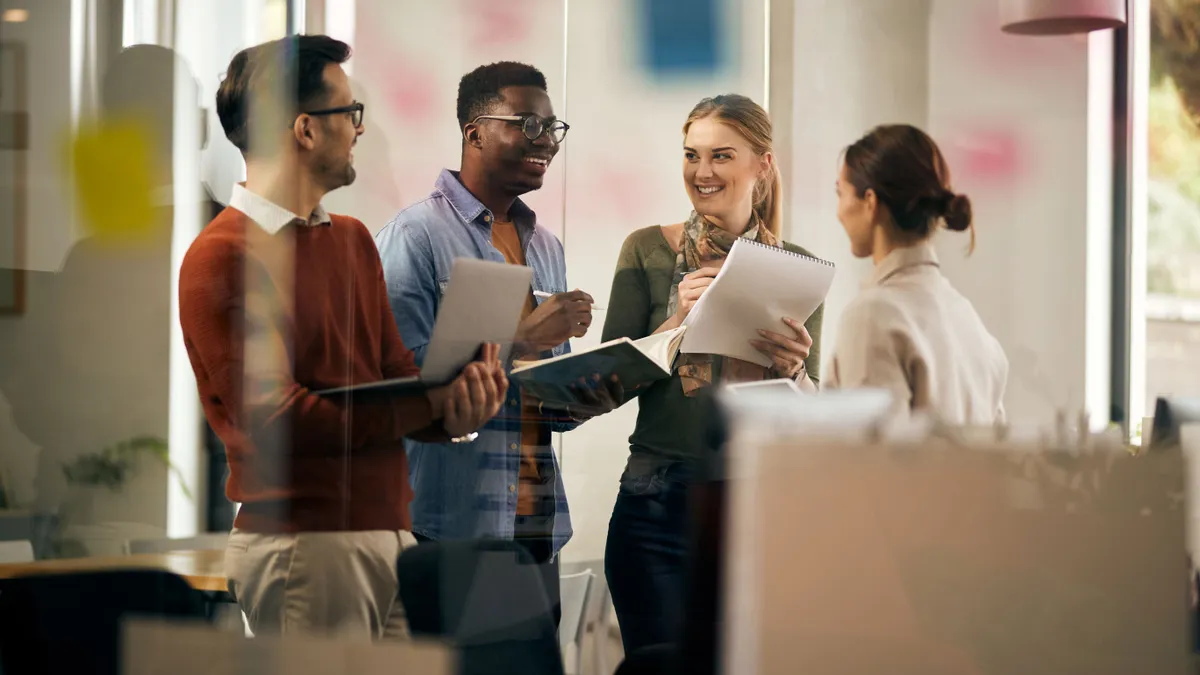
top-left (472, 114), bottom-right (569, 144)
top-left (303, 101), bottom-right (365, 128)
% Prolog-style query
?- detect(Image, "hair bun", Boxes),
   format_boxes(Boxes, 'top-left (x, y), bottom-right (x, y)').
top-left (942, 191), bottom-right (972, 232)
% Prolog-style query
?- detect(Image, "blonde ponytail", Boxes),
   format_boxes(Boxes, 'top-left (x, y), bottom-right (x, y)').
top-left (753, 160), bottom-right (782, 238)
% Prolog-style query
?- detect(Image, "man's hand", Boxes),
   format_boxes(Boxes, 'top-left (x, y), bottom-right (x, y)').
top-left (428, 343), bottom-right (508, 438)
top-left (514, 290), bottom-right (593, 356)
top-left (544, 374), bottom-right (624, 423)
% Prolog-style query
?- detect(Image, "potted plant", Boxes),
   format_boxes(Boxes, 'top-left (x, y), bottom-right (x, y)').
top-left (56, 435), bottom-right (193, 557)
top-left (62, 435), bottom-right (191, 500)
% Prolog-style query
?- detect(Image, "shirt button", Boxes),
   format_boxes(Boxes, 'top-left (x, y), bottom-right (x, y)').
top-left (483, 214), bottom-right (492, 222)
top-left (509, 399), bottom-right (518, 406)
top-left (509, 485), bottom-right (516, 493)
top-left (510, 443), bottom-right (518, 450)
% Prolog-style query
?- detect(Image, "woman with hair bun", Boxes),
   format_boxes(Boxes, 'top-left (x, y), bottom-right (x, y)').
top-left (830, 124), bottom-right (1007, 424)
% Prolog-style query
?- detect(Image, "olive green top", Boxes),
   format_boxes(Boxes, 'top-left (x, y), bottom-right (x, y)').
top-left (601, 225), bottom-right (824, 467)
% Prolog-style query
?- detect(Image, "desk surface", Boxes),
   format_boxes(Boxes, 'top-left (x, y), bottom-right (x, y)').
top-left (0, 549), bottom-right (227, 593)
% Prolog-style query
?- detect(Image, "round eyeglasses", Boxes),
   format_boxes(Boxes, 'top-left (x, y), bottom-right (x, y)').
top-left (472, 114), bottom-right (569, 144)
top-left (303, 101), bottom-right (365, 128)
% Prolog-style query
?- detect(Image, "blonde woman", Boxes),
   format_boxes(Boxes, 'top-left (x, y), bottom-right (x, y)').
top-left (600, 94), bottom-right (824, 653)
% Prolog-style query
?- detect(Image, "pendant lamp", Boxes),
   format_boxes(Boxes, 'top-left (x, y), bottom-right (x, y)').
top-left (1001, 0), bottom-right (1126, 35)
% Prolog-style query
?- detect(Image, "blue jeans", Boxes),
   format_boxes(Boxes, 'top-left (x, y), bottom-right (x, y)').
top-left (604, 461), bottom-right (694, 654)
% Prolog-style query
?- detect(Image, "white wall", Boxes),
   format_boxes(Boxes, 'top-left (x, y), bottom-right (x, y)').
top-left (2, 0), bottom-right (78, 273)
top-left (926, 0), bottom-right (1104, 425)
top-left (787, 0), bottom-right (1106, 428)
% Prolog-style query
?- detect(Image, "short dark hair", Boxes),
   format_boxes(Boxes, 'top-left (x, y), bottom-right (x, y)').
top-left (456, 62), bottom-right (547, 129)
top-left (216, 34), bottom-right (351, 154)
top-left (843, 124), bottom-right (975, 251)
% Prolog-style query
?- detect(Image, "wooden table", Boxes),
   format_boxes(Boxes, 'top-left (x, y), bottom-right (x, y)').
top-left (0, 549), bottom-right (227, 593)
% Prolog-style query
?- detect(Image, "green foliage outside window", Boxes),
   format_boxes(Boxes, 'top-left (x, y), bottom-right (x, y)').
top-left (1148, 0), bottom-right (1200, 298)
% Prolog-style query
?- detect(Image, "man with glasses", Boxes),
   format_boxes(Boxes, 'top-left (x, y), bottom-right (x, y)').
top-left (376, 62), bottom-right (620, 625)
top-left (178, 35), bottom-right (506, 639)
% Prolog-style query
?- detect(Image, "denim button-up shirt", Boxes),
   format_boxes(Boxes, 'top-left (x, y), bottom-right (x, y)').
top-left (375, 169), bottom-right (576, 554)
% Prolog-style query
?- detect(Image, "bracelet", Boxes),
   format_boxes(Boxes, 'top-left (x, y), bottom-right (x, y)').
top-left (449, 432), bottom-right (478, 444)
top-left (790, 361), bottom-right (807, 381)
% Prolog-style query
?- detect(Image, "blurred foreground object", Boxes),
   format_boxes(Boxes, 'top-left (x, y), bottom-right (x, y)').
top-left (719, 416), bottom-right (1190, 674)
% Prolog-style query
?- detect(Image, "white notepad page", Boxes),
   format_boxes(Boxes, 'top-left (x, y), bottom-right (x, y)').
top-left (680, 238), bottom-right (835, 367)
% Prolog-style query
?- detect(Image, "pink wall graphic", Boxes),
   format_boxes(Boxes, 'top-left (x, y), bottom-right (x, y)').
top-left (463, 0), bottom-right (535, 50)
top-left (943, 128), bottom-right (1025, 188)
top-left (355, 17), bottom-right (439, 124)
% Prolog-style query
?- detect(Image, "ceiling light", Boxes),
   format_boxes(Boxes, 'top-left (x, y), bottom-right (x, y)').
top-left (1001, 0), bottom-right (1125, 36)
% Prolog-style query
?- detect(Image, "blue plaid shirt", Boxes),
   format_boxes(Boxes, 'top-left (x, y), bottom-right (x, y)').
top-left (375, 169), bottom-right (576, 555)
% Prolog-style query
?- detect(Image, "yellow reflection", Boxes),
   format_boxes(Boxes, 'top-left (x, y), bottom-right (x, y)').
top-left (66, 117), bottom-right (157, 243)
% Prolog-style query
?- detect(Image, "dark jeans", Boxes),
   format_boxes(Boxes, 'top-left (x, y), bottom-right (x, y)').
top-left (412, 532), bottom-right (561, 628)
top-left (605, 462), bottom-right (694, 655)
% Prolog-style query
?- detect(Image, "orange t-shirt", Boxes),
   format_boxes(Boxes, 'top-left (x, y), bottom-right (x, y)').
top-left (491, 220), bottom-right (544, 518)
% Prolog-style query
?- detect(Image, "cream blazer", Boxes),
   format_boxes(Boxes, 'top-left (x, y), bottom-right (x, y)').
top-left (826, 243), bottom-right (1008, 424)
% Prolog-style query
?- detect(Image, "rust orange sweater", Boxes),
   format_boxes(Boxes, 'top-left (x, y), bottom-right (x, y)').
top-left (179, 207), bottom-right (445, 533)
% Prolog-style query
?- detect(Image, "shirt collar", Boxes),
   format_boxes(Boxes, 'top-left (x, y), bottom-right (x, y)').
top-left (434, 168), bottom-right (537, 231)
top-left (229, 183), bottom-right (332, 235)
top-left (868, 241), bottom-right (940, 287)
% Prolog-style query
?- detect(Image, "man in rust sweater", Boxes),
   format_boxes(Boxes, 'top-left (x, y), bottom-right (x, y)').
top-left (178, 35), bottom-right (506, 639)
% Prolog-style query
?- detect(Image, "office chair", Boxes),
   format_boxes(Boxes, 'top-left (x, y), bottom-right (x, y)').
top-left (397, 539), bottom-right (564, 675)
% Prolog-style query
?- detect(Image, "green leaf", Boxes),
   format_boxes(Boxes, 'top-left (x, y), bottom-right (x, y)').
top-left (60, 434), bottom-right (192, 502)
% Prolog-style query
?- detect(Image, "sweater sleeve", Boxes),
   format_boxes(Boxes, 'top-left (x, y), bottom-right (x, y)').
top-left (601, 231), bottom-right (655, 344)
top-left (179, 236), bottom-right (436, 455)
top-left (361, 222), bottom-right (450, 443)
top-left (600, 229), bottom-right (657, 405)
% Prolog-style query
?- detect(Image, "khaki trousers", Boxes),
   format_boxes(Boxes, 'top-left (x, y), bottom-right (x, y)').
top-left (224, 528), bottom-right (418, 640)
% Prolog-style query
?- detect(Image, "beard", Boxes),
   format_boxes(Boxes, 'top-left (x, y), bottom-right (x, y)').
top-left (316, 152), bottom-right (356, 191)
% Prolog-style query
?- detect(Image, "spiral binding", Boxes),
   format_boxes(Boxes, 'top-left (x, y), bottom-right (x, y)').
top-left (739, 238), bottom-right (836, 268)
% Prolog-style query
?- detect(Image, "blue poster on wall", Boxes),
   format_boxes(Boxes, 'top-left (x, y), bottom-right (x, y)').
top-left (638, 0), bottom-right (726, 77)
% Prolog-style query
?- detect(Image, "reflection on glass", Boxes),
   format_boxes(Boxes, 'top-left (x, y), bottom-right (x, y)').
top-left (1144, 1), bottom-right (1200, 422)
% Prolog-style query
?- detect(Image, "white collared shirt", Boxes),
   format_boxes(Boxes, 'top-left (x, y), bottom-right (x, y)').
top-left (229, 183), bottom-right (332, 235)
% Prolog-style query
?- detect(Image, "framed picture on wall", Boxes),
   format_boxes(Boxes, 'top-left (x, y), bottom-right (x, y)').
top-left (0, 41), bottom-right (28, 315)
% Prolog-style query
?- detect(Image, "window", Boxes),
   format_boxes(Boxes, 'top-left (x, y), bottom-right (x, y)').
top-left (1129, 0), bottom-right (1200, 437)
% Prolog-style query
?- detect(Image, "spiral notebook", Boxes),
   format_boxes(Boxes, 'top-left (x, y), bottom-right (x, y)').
top-left (681, 238), bottom-right (835, 367)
